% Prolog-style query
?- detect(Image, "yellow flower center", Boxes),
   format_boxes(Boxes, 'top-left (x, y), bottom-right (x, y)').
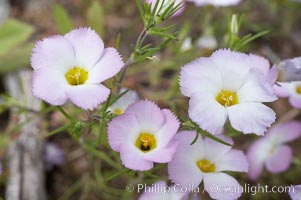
top-left (216, 90), bottom-right (239, 107)
top-left (113, 108), bottom-right (123, 115)
top-left (65, 67), bottom-right (88, 85)
top-left (135, 133), bottom-right (157, 152)
top-left (296, 85), bottom-right (301, 94)
top-left (196, 159), bottom-right (216, 173)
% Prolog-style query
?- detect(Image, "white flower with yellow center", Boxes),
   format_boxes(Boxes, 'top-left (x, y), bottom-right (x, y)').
top-left (274, 81), bottom-right (301, 108)
top-left (180, 49), bottom-right (277, 135)
top-left (168, 131), bottom-right (248, 200)
top-left (108, 88), bottom-right (139, 115)
top-left (31, 27), bottom-right (124, 110)
top-left (108, 100), bottom-right (179, 171)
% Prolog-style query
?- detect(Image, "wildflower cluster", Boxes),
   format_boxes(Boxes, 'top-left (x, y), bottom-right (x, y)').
top-left (5, 0), bottom-right (300, 199)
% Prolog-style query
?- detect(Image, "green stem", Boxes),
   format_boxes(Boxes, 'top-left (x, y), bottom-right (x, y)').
top-left (78, 183), bottom-right (91, 200)
top-left (116, 57), bottom-right (135, 90)
top-left (105, 168), bottom-right (128, 182)
top-left (57, 106), bottom-right (75, 121)
top-left (117, 28), bottom-right (148, 89)
top-left (96, 93), bottom-right (112, 146)
top-left (83, 143), bottom-right (122, 170)
top-left (46, 123), bottom-right (72, 137)
top-left (58, 178), bottom-right (82, 200)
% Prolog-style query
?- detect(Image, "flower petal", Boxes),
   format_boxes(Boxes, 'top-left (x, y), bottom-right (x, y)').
top-left (31, 35), bottom-right (75, 71)
top-left (125, 100), bottom-right (165, 133)
top-left (203, 135), bottom-right (233, 163)
top-left (65, 84), bottom-right (110, 110)
top-left (267, 65), bottom-right (279, 85)
top-left (273, 82), bottom-right (290, 97)
top-left (65, 27), bottom-right (104, 70)
top-left (265, 144), bottom-right (292, 173)
top-left (247, 139), bottom-right (271, 180)
top-left (108, 88), bottom-right (139, 114)
top-left (237, 71), bottom-right (277, 103)
top-left (179, 57), bottom-right (222, 97)
top-left (210, 49), bottom-right (250, 91)
top-left (248, 54), bottom-right (270, 76)
top-left (155, 109), bottom-right (179, 147)
top-left (144, 140), bottom-right (178, 163)
top-left (87, 47), bottom-right (124, 83)
top-left (203, 172), bottom-right (242, 200)
top-left (289, 95), bottom-right (301, 108)
top-left (268, 121), bottom-right (301, 144)
top-left (168, 131), bottom-right (204, 187)
top-left (215, 149), bottom-right (249, 173)
top-left (289, 185), bottom-right (301, 200)
top-left (248, 161), bottom-right (264, 181)
top-left (32, 67), bottom-right (68, 105)
top-left (228, 102), bottom-right (276, 135)
top-left (108, 113), bottom-right (140, 151)
top-left (189, 93), bottom-right (227, 135)
top-left (120, 143), bottom-right (153, 171)
top-left (188, 0), bottom-right (241, 7)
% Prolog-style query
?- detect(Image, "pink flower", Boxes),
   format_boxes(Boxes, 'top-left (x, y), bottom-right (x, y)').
top-left (146, 0), bottom-right (185, 17)
top-left (187, 0), bottom-right (241, 7)
top-left (108, 100), bottom-right (179, 171)
top-left (289, 185), bottom-right (301, 200)
top-left (31, 27), bottom-right (124, 110)
top-left (247, 121), bottom-right (301, 180)
top-left (168, 131), bottom-right (248, 200)
top-left (274, 81), bottom-right (301, 108)
top-left (179, 49), bottom-right (277, 135)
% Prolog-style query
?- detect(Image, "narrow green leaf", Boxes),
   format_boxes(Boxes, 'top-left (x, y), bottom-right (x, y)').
top-left (83, 143), bottom-right (121, 170)
top-left (105, 169), bottom-right (128, 182)
top-left (169, 1), bottom-right (184, 17)
top-left (47, 123), bottom-right (73, 137)
top-left (86, 1), bottom-right (104, 37)
top-left (110, 89), bottom-right (129, 106)
top-left (240, 30), bottom-right (270, 47)
top-left (144, 171), bottom-right (160, 178)
top-left (151, 0), bottom-right (161, 16)
top-left (159, 1), bottom-right (175, 20)
top-left (53, 4), bottom-right (73, 34)
top-left (135, 0), bottom-right (145, 24)
top-left (190, 130), bottom-right (199, 145)
top-left (57, 106), bottom-right (75, 121)
top-left (199, 129), bottom-right (232, 146)
top-left (147, 30), bottom-right (177, 39)
top-left (96, 93), bottom-right (112, 146)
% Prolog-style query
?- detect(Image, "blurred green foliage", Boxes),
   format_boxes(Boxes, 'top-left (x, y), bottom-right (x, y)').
top-left (0, 19), bottom-right (34, 74)
top-left (226, 14), bottom-right (270, 51)
top-left (53, 1), bottom-right (105, 37)
top-left (86, 0), bottom-right (104, 37)
top-left (53, 4), bottom-right (74, 34)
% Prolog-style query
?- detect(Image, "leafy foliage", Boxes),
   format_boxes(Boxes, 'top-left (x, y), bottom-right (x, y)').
top-left (0, 19), bottom-right (34, 73)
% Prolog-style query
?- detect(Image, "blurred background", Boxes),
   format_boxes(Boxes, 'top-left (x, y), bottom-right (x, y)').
top-left (1, 0), bottom-right (301, 199)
